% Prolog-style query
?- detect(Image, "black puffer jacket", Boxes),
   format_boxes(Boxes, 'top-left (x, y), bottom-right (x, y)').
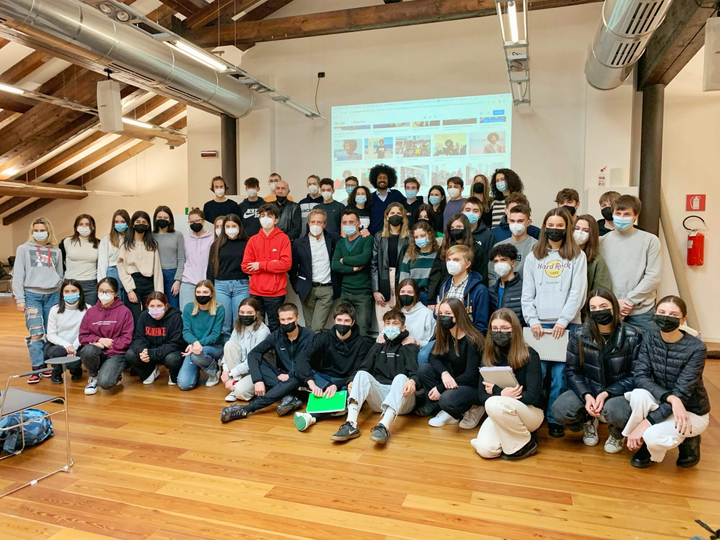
top-left (566, 322), bottom-right (641, 399)
top-left (488, 273), bottom-right (524, 326)
top-left (635, 329), bottom-right (710, 425)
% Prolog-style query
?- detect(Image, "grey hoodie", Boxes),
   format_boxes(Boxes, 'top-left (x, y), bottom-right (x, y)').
top-left (12, 241), bottom-right (64, 303)
top-left (521, 248), bottom-right (587, 328)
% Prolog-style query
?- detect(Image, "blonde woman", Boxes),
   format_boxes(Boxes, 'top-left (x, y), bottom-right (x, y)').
top-left (12, 217), bottom-right (64, 381)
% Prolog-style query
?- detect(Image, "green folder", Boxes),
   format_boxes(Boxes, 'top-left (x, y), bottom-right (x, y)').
top-left (305, 391), bottom-right (348, 414)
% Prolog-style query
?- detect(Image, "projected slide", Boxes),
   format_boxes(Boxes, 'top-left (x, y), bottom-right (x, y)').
top-left (331, 94), bottom-right (512, 201)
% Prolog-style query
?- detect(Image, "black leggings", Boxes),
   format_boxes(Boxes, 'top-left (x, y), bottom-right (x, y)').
top-left (126, 345), bottom-right (183, 383)
top-left (125, 273), bottom-right (155, 322)
top-left (44, 342), bottom-right (82, 375)
top-left (418, 362), bottom-right (479, 419)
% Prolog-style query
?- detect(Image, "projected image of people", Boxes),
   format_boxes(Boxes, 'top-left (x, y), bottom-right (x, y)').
top-left (396, 136), bottom-right (431, 158)
top-left (365, 137), bottom-right (393, 160)
top-left (469, 131), bottom-right (507, 155)
top-left (433, 133), bottom-right (467, 156)
top-left (334, 139), bottom-right (362, 161)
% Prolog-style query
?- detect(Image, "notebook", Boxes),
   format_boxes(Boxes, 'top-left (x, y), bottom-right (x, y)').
top-left (305, 390), bottom-right (348, 414)
top-left (522, 327), bottom-right (568, 362)
top-left (479, 366), bottom-right (518, 389)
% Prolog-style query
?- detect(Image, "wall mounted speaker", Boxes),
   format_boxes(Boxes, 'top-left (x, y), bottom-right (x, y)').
top-left (97, 79), bottom-right (123, 131)
top-left (704, 17), bottom-right (720, 92)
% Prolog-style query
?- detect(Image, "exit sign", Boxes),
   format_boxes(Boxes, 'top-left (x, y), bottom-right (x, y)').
top-left (686, 194), bottom-right (706, 212)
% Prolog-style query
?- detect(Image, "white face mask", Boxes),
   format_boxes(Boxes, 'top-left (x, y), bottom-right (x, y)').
top-left (447, 187), bottom-right (461, 199)
top-left (98, 292), bottom-right (114, 305)
top-left (33, 231), bottom-right (49, 242)
top-left (246, 188), bottom-right (258, 198)
top-left (225, 227), bottom-right (240, 239)
top-left (309, 225), bottom-right (323, 237)
top-left (77, 226), bottom-right (91, 237)
top-left (214, 188), bottom-right (225, 198)
top-left (573, 230), bottom-right (589, 246)
top-left (215, 228), bottom-right (222, 237)
top-left (446, 260), bottom-right (463, 276)
top-left (308, 184), bottom-right (319, 195)
top-left (509, 223), bottom-right (526, 237)
top-left (260, 216), bottom-right (274, 229)
top-left (494, 261), bottom-right (512, 278)
top-left (269, 181), bottom-right (277, 192)
top-left (321, 191), bottom-right (333, 201)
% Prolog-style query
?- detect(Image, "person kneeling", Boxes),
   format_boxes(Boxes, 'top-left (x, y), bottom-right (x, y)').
top-left (126, 292), bottom-right (185, 386)
top-left (331, 309), bottom-right (419, 445)
top-left (221, 303), bottom-right (314, 422)
top-left (293, 303), bottom-right (372, 431)
top-left (472, 308), bottom-right (542, 461)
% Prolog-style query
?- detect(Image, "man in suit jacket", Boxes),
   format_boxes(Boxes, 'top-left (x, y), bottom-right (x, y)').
top-left (290, 208), bottom-right (341, 333)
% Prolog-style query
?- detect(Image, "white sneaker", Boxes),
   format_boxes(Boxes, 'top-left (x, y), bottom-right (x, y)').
top-left (168, 377), bottom-right (176, 386)
top-left (143, 366), bottom-right (160, 385)
top-left (84, 376), bottom-right (98, 395)
top-left (294, 412), bottom-right (317, 432)
top-left (604, 434), bottom-right (624, 454)
top-left (225, 391), bottom-right (237, 402)
top-left (582, 418), bottom-right (599, 446)
top-left (206, 372), bottom-right (220, 387)
top-left (459, 405), bottom-right (484, 429)
top-left (428, 410), bottom-right (459, 428)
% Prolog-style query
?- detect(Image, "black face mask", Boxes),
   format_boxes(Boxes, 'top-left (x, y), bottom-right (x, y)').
top-left (438, 315), bottom-right (456, 330)
top-left (491, 331), bottom-right (512, 347)
top-left (196, 295), bottom-right (212, 305)
top-left (281, 321), bottom-right (297, 334)
top-left (473, 183), bottom-right (484, 194)
top-left (449, 229), bottom-right (465, 242)
top-left (238, 315), bottom-right (255, 327)
top-left (388, 215), bottom-right (403, 227)
top-left (190, 222), bottom-right (204, 233)
top-left (334, 323), bottom-right (352, 336)
top-left (133, 223), bottom-right (149, 234)
top-left (653, 314), bottom-right (681, 333)
top-left (276, 195), bottom-right (287, 204)
top-left (398, 294), bottom-right (414, 307)
top-left (156, 219), bottom-right (170, 229)
top-left (562, 205), bottom-right (577, 217)
top-left (545, 228), bottom-right (565, 242)
top-left (590, 309), bottom-right (613, 326)
top-left (601, 207), bottom-right (614, 221)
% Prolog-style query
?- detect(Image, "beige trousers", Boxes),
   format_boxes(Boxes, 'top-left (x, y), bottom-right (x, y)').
top-left (471, 396), bottom-right (544, 458)
top-left (223, 340), bottom-right (255, 401)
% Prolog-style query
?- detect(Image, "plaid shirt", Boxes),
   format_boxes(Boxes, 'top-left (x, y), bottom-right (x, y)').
top-left (443, 275), bottom-right (468, 302)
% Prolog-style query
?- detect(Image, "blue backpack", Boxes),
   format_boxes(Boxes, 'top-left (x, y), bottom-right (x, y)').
top-left (0, 409), bottom-right (54, 454)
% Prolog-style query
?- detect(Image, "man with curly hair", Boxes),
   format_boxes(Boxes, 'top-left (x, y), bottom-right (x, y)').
top-left (369, 164), bottom-right (405, 235)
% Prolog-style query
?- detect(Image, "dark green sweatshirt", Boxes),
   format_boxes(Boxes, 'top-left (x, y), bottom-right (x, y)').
top-left (331, 235), bottom-right (373, 294)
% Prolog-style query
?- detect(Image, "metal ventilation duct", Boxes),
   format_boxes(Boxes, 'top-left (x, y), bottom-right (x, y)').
top-left (585, 0), bottom-right (674, 90)
top-left (0, 0), bottom-right (253, 118)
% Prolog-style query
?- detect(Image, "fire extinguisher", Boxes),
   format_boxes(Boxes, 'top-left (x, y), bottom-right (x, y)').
top-left (683, 215), bottom-right (706, 267)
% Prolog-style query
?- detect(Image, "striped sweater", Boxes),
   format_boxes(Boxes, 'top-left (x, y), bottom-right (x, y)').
top-left (398, 250), bottom-right (439, 293)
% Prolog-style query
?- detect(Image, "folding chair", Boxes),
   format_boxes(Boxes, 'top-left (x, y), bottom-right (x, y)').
top-left (0, 356), bottom-right (76, 498)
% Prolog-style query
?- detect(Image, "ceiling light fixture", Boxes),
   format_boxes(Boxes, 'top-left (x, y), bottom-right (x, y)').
top-left (166, 41), bottom-right (227, 72)
top-left (495, 0), bottom-right (531, 106)
top-left (0, 83), bottom-right (25, 95)
top-left (122, 117), bottom-right (153, 129)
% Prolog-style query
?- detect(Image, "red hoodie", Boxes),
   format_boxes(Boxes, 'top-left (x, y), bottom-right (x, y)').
top-left (242, 227), bottom-right (292, 297)
top-left (78, 298), bottom-right (134, 356)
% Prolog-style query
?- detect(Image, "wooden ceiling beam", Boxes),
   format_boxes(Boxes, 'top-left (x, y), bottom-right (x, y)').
top-left (237, 0), bottom-right (295, 22)
top-left (185, 0), bottom-right (262, 30)
top-left (0, 185), bottom-right (88, 200)
top-left (157, 0), bottom-right (202, 17)
top-left (0, 51), bottom-right (52, 85)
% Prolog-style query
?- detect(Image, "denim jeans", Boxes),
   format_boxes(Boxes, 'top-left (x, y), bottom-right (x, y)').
top-left (311, 370), bottom-right (347, 390)
top-left (179, 282), bottom-right (196, 312)
top-left (540, 322), bottom-right (579, 425)
top-left (418, 340), bottom-right (434, 365)
top-left (80, 344), bottom-right (127, 389)
top-left (23, 289), bottom-right (59, 368)
top-left (177, 344), bottom-right (223, 390)
top-left (624, 310), bottom-right (657, 333)
top-left (162, 268), bottom-right (179, 309)
top-left (419, 291), bottom-right (428, 307)
top-left (215, 279), bottom-right (250, 338)
top-left (78, 279), bottom-right (98, 306)
top-left (105, 266), bottom-right (125, 303)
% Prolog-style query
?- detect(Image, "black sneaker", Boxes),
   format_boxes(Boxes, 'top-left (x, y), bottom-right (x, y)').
top-left (631, 443), bottom-right (652, 468)
top-left (548, 423), bottom-right (565, 438)
top-left (276, 396), bottom-right (303, 417)
top-left (70, 369), bottom-right (83, 381)
top-left (331, 421), bottom-right (360, 441)
top-left (415, 401), bottom-right (440, 417)
top-left (51, 366), bottom-right (63, 384)
top-left (369, 424), bottom-right (390, 445)
top-left (501, 437), bottom-right (538, 461)
top-left (677, 436), bottom-right (701, 468)
top-left (220, 404), bottom-right (248, 424)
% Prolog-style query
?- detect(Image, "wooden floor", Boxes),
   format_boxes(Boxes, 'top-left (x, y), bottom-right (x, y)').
top-left (0, 298), bottom-right (719, 540)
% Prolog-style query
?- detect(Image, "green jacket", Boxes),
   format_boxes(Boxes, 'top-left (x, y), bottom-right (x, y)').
top-left (331, 235), bottom-right (373, 294)
top-left (587, 253), bottom-right (612, 297)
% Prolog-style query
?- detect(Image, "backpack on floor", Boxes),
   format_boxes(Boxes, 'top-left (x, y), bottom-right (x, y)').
top-left (0, 408), bottom-right (54, 454)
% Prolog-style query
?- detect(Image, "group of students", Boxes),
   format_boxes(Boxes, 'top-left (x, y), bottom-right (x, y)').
top-left (11, 164), bottom-right (709, 468)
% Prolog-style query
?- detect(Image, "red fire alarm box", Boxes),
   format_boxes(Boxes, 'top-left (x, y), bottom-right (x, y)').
top-left (200, 150), bottom-right (219, 158)
top-left (686, 194), bottom-right (706, 212)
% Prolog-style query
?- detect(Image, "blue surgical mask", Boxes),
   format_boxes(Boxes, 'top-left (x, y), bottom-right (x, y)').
top-left (415, 237), bottom-right (429, 249)
top-left (429, 196), bottom-right (441, 206)
top-left (114, 223), bottom-right (128, 233)
top-left (613, 216), bottom-right (634, 232)
top-left (405, 189), bottom-right (417, 199)
top-left (355, 195), bottom-right (367, 205)
top-left (496, 180), bottom-right (508, 192)
top-left (346, 186), bottom-right (355, 195)
top-left (383, 325), bottom-right (401, 340)
top-left (463, 212), bottom-right (479, 225)
top-left (64, 293), bottom-right (80, 304)
top-left (343, 225), bottom-right (357, 236)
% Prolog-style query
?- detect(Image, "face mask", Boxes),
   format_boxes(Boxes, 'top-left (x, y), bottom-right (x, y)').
top-left (438, 315), bottom-right (456, 330)
top-left (447, 187), bottom-right (461, 199)
top-left (269, 181), bottom-right (277, 192)
top-left (260, 217), bottom-right (274, 229)
top-left (225, 227), bottom-right (240, 239)
top-left (246, 188), bottom-right (258, 198)
top-left (398, 294), bottom-right (414, 307)
top-left (388, 215), bottom-right (403, 227)
top-left (382, 325), bottom-right (401, 340)
top-left (446, 260), bottom-right (463, 276)
top-left (492, 331), bottom-right (512, 347)
top-left (155, 219), bottom-right (170, 230)
top-left (321, 191), bottom-right (333, 201)
top-left (415, 237), bottom-right (429, 249)
top-left (238, 315), bottom-right (255, 327)
top-left (133, 224), bottom-right (149, 234)
top-left (149, 307), bottom-right (165, 320)
top-left (98, 292), bottom-right (114, 305)
top-left (653, 314), bottom-right (681, 333)
top-left (495, 180), bottom-right (508, 192)
top-left (509, 223), bottom-right (526, 237)
top-left (190, 222), bottom-right (204, 233)
top-left (405, 189), bottom-right (417, 199)
top-left (215, 228), bottom-right (222, 237)
top-left (334, 323), bottom-right (352, 336)
top-left (613, 216), bottom-right (634, 232)
top-left (114, 223), bottom-right (128, 233)
top-left (494, 261), bottom-right (512, 278)
top-left (309, 225), bottom-right (323, 237)
top-left (590, 308), bottom-right (613, 326)
top-left (601, 207), bottom-right (613, 221)
top-left (473, 183), bottom-right (484, 194)
top-left (343, 225), bottom-right (357, 236)
top-left (32, 231), bottom-right (49, 242)
top-left (562, 205), bottom-right (577, 217)
top-left (196, 294), bottom-right (212, 305)
top-left (463, 212), bottom-right (479, 225)
top-left (308, 184), bottom-right (319, 195)
top-left (573, 230), bottom-right (589, 246)
top-left (281, 321), bottom-right (297, 334)
top-left (355, 195), bottom-right (367, 205)
top-left (214, 188), bottom-right (225, 198)
top-left (449, 229), bottom-right (465, 242)
top-left (545, 228), bottom-right (565, 242)
top-left (77, 226), bottom-right (91, 237)
top-left (64, 293), bottom-right (80, 304)
top-left (346, 186), bottom-right (355, 195)
top-left (429, 195), bottom-right (441, 206)
top-left (276, 195), bottom-right (287, 204)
